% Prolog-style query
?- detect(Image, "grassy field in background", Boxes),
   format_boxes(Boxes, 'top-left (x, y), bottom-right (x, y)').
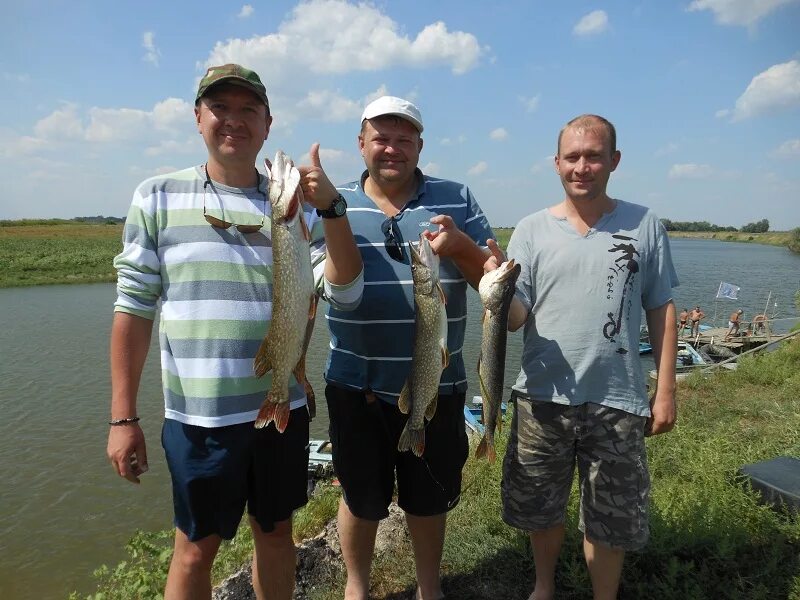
top-left (0, 221), bottom-right (794, 289)
top-left (0, 221), bottom-right (122, 288)
top-left (667, 230), bottom-right (792, 248)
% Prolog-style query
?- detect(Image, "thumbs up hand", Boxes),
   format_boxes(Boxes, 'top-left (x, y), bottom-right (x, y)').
top-left (298, 142), bottom-right (338, 210)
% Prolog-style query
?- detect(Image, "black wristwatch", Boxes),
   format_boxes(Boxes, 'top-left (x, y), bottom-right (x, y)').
top-left (316, 194), bottom-right (347, 219)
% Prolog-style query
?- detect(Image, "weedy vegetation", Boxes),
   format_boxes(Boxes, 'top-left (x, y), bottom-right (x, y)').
top-left (71, 338), bottom-right (800, 600)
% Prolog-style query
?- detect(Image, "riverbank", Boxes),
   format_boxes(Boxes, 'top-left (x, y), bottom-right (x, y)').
top-left (72, 336), bottom-right (800, 600)
top-left (667, 230), bottom-right (795, 249)
top-left (2, 222), bottom-right (798, 288)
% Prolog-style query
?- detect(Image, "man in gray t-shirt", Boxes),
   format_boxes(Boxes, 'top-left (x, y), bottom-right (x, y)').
top-left (484, 114), bottom-right (678, 600)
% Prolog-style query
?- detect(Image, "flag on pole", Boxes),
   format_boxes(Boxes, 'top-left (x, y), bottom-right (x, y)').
top-left (716, 281), bottom-right (740, 300)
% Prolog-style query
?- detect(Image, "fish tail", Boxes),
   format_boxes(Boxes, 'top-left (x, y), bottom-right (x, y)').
top-left (475, 435), bottom-right (496, 463)
top-left (254, 393), bottom-right (291, 432)
top-left (254, 399), bottom-right (277, 429)
top-left (398, 423), bottom-right (425, 457)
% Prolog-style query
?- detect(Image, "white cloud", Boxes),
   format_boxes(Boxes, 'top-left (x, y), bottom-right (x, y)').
top-left (467, 161), bottom-right (488, 176)
top-left (3, 72), bottom-right (30, 83)
top-left (489, 128), bottom-right (508, 141)
top-left (774, 138), bottom-right (800, 157)
top-left (520, 94), bottom-right (540, 113)
top-left (238, 4), bottom-right (254, 19)
top-left (420, 161), bottom-right (440, 175)
top-left (729, 60), bottom-right (800, 121)
top-left (669, 163), bottom-right (713, 178)
top-left (203, 0), bottom-right (484, 81)
top-left (142, 31), bottom-right (161, 67)
top-left (715, 108), bottom-right (731, 119)
top-left (34, 104), bottom-right (84, 140)
top-left (145, 138), bottom-right (201, 157)
top-left (296, 89), bottom-right (364, 122)
top-left (439, 135), bottom-right (466, 146)
top-left (573, 10), bottom-right (609, 36)
top-left (654, 142), bottom-right (679, 157)
top-left (686, 0), bottom-right (799, 27)
top-left (27, 98), bottom-right (194, 147)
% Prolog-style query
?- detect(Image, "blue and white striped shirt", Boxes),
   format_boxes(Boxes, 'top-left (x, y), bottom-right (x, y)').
top-left (325, 170), bottom-right (494, 403)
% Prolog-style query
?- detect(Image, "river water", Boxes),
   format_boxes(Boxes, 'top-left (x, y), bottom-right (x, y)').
top-left (0, 238), bottom-right (798, 599)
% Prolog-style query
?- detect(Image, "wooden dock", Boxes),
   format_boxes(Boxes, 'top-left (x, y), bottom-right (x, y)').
top-left (678, 327), bottom-right (793, 353)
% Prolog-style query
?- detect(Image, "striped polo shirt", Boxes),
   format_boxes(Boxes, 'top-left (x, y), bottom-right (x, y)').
top-left (114, 165), bottom-right (361, 427)
top-left (325, 169), bottom-right (494, 403)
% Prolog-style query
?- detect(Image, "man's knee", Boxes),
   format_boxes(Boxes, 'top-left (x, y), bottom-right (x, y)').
top-left (251, 516), bottom-right (294, 548)
top-left (171, 533), bottom-right (219, 574)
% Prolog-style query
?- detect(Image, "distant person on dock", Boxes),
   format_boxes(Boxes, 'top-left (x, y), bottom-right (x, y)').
top-left (752, 313), bottom-right (768, 335)
top-left (106, 64), bottom-right (363, 600)
top-left (726, 309), bottom-right (744, 339)
top-left (678, 307), bottom-right (689, 333)
top-left (689, 305), bottom-right (705, 337)
top-left (484, 114), bottom-right (679, 600)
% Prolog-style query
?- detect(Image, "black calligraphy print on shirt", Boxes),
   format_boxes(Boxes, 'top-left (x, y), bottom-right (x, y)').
top-left (603, 234), bottom-right (640, 352)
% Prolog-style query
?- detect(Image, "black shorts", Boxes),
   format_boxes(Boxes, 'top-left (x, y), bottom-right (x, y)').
top-left (326, 384), bottom-right (469, 520)
top-left (161, 407), bottom-right (309, 542)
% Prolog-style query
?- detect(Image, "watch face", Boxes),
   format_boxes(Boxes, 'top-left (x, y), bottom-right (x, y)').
top-left (334, 198), bottom-right (347, 216)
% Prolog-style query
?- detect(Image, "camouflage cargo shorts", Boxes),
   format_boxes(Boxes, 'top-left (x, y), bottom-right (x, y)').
top-left (501, 397), bottom-right (650, 551)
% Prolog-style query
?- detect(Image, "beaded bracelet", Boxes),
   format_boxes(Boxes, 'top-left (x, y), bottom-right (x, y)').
top-left (109, 416), bottom-right (141, 426)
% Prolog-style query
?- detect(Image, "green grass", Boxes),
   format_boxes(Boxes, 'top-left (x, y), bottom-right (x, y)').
top-left (73, 338), bottom-right (800, 600)
top-left (667, 230), bottom-right (794, 249)
top-left (0, 222), bottom-right (122, 287)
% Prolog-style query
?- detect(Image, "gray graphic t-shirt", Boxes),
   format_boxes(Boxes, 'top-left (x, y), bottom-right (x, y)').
top-left (507, 199), bottom-right (679, 416)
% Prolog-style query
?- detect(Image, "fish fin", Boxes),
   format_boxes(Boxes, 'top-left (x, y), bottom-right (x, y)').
top-left (299, 192), bottom-right (312, 242)
top-left (397, 382), bottom-right (412, 414)
top-left (475, 436), bottom-right (496, 463)
top-left (441, 346), bottom-right (449, 369)
top-left (253, 336), bottom-right (273, 378)
top-left (424, 394), bottom-right (438, 421)
top-left (398, 423), bottom-right (425, 457)
top-left (292, 355), bottom-right (316, 421)
top-left (437, 281), bottom-right (447, 305)
top-left (254, 393), bottom-right (291, 433)
top-left (481, 308), bottom-right (487, 324)
top-left (254, 395), bottom-right (277, 429)
top-left (272, 401), bottom-right (291, 433)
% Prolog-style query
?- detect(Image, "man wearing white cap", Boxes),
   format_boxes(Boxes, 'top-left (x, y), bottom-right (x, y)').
top-left (322, 96), bottom-right (495, 599)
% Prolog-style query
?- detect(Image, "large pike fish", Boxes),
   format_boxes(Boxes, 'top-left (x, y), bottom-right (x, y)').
top-left (253, 150), bottom-right (317, 432)
top-left (398, 235), bottom-right (449, 457)
top-left (475, 260), bottom-right (521, 462)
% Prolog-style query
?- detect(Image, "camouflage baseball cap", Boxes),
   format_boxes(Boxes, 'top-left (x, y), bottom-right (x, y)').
top-left (196, 64), bottom-right (269, 107)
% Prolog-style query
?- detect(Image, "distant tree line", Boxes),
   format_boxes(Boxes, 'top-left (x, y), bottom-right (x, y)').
top-left (789, 228), bottom-right (800, 254)
top-left (661, 218), bottom-right (769, 233)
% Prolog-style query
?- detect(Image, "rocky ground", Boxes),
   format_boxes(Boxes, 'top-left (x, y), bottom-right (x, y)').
top-left (213, 504), bottom-right (411, 600)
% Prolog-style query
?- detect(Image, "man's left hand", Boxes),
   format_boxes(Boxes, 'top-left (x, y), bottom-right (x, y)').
top-left (645, 390), bottom-right (676, 436)
top-left (423, 215), bottom-right (468, 257)
top-left (298, 143), bottom-right (338, 210)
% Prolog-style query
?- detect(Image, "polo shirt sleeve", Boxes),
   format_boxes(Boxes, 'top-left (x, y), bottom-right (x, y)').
top-left (462, 185), bottom-right (495, 245)
top-left (308, 209), bottom-right (364, 312)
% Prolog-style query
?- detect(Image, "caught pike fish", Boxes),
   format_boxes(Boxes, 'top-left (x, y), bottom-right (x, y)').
top-left (253, 150), bottom-right (317, 431)
top-left (398, 235), bottom-right (449, 457)
top-left (475, 260), bottom-right (521, 462)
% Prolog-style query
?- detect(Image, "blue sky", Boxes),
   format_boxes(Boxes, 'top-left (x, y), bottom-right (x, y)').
top-left (3, 0), bottom-right (799, 230)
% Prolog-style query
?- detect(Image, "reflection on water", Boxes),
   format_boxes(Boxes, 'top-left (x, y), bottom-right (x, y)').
top-left (0, 239), bottom-right (798, 599)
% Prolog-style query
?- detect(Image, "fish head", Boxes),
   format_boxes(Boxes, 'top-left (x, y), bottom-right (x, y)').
top-left (265, 150), bottom-right (302, 224)
top-left (409, 234), bottom-right (440, 295)
top-left (479, 259), bottom-right (521, 310)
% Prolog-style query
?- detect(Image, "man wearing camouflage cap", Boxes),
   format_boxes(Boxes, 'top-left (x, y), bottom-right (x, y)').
top-left (107, 63), bottom-right (363, 599)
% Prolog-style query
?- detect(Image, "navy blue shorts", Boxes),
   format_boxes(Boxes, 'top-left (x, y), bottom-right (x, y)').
top-left (326, 384), bottom-right (468, 520)
top-left (161, 408), bottom-right (309, 542)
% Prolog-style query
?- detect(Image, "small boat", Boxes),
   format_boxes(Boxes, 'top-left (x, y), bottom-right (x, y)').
top-left (464, 396), bottom-right (508, 435)
top-left (649, 340), bottom-right (706, 386)
top-left (307, 439), bottom-right (333, 478)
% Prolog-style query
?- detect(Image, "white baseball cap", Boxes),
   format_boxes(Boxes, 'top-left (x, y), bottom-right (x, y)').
top-left (361, 96), bottom-right (424, 133)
